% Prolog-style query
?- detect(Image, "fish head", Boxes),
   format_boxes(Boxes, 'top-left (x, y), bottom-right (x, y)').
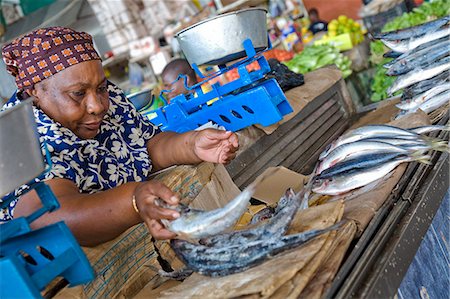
top-left (311, 177), bottom-right (331, 193)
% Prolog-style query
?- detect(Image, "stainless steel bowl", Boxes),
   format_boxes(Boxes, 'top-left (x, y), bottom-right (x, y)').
top-left (0, 100), bottom-right (44, 197)
top-left (127, 88), bottom-right (152, 111)
top-left (176, 8), bottom-right (268, 66)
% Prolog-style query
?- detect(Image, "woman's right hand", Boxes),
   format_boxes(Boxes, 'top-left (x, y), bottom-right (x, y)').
top-left (133, 180), bottom-right (180, 239)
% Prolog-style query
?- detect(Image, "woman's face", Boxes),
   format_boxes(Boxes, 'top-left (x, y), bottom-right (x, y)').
top-left (31, 60), bottom-right (109, 139)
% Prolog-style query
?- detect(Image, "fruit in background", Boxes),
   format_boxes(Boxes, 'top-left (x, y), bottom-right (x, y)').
top-left (326, 15), bottom-right (364, 46)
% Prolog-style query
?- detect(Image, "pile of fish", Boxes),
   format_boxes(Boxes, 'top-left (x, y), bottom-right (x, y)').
top-left (311, 124), bottom-right (449, 196)
top-left (373, 16), bottom-right (450, 118)
top-left (159, 182), bottom-right (341, 278)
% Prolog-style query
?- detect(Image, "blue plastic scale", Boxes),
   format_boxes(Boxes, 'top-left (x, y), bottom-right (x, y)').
top-left (151, 39), bottom-right (293, 133)
top-left (0, 145), bottom-right (94, 297)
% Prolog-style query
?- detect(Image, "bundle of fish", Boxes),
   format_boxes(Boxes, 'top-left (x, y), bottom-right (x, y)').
top-left (158, 181), bottom-right (342, 278)
top-left (310, 124), bottom-right (449, 196)
top-left (373, 16), bottom-right (450, 118)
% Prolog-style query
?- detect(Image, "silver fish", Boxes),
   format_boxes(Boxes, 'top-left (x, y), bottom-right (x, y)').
top-left (386, 41), bottom-right (450, 76)
top-left (312, 154), bottom-right (431, 195)
top-left (384, 36), bottom-right (450, 69)
top-left (402, 69), bottom-right (450, 100)
top-left (161, 182), bottom-right (257, 240)
top-left (320, 125), bottom-right (421, 159)
top-left (316, 140), bottom-right (411, 175)
top-left (199, 189), bottom-right (300, 247)
top-left (410, 125), bottom-right (450, 134)
top-left (396, 83), bottom-right (450, 110)
top-left (417, 89), bottom-right (450, 113)
top-left (374, 16), bottom-right (450, 41)
top-left (381, 27), bottom-right (450, 53)
top-left (387, 56), bottom-right (450, 95)
top-left (361, 136), bottom-right (449, 152)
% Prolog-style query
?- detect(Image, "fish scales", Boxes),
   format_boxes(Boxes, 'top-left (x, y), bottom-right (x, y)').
top-left (316, 141), bottom-right (410, 174)
top-left (317, 152), bottom-right (404, 180)
top-left (387, 56), bottom-right (450, 95)
top-left (170, 222), bottom-right (343, 277)
top-left (397, 83), bottom-right (450, 111)
top-left (381, 27), bottom-right (450, 53)
top-left (386, 42), bottom-right (450, 76)
top-left (374, 16), bottom-right (450, 41)
top-left (402, 70), bottom-right (450, 100)
top-left (199, 189), bottom-right (300, 247)
top-left (384, 36), bottom-right (450, 69)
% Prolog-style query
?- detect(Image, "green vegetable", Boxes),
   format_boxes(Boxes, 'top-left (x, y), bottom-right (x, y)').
top-left (283, 44), bottom-right (352, 78)
top-left (368, 0), bottom-right (450, 102)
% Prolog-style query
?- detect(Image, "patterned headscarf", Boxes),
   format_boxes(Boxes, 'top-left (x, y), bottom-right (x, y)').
top-left (2, 27), bottom-right (101, 93)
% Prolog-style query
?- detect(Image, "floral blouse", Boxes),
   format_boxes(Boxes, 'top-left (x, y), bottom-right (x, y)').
top-left (0, 82), bottom-right (159, 221)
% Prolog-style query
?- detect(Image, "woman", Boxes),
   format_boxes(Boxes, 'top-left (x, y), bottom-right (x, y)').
top-left (0, 27), bottom-right (239, 246)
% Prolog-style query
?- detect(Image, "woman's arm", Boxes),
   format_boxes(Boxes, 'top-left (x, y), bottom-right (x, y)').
top-left (13, 178), bottom-right (180, 247)
top-left (147, 129), bottom-right (239, 170)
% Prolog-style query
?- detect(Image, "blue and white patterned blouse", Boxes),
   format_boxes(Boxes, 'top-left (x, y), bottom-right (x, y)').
top-left (0, 82), bottom-right (160, 221)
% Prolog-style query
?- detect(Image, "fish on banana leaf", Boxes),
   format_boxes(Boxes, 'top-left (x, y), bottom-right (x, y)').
top-left (373, 16), bottom-right (450, 41)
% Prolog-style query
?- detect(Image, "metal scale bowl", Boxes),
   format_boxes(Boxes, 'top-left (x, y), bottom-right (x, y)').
top-left (151, 8), bottom-right (293, 133)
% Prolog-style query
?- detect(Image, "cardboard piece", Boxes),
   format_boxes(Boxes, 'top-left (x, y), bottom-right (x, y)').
top-left (158, 200), bottom-right (345, 299)
top-left (252, 166), bottom-right (307, 205)
top-left (299, 221), bottom-right (358, 299)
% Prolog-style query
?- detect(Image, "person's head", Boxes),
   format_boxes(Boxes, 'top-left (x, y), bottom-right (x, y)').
top-left (2, 27), bottom-right (108, 139)
top-left (161, 58), bottom-right (197, 100)
top-left (308, 8), bottom-right (319, 23)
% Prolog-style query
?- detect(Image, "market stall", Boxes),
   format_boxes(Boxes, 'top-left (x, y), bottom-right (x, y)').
top-left (0, 0), bottom-right (448, 298)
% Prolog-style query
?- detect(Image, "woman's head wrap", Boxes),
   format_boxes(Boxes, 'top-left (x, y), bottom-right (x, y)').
top-left (2, 27), bottom-right (101, 92)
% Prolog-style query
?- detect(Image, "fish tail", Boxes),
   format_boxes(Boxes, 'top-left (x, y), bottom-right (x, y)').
top-left (409, 151), bottom-right (432, 165)
top-left (423, 137), bottom-right (450, 153)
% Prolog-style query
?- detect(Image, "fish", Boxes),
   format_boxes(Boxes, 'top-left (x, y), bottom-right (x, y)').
top-left (381, 27), bottom-right (450, 53)
top-left (401, 70), bottom-right (450, 100)
top-left (416, 89), bottom-right (450, 114)
top-left (319, 125), bottom-right (422, 159)
top-left (316, 141), bottom-right (411, 175)
top-left (384, 36), bottom-right (450, 69)
top-left (198, 189), bottom-right (300, 248)
top-left (373, 16), bottom-right (450, 41)
top-left (361, 136), bottom-right (449, 153)
top-left (317, 152), bottom-right (406, 180)
top-left (383, 50), bottom-right (403, 59)
top-left (170, 221), bottom-right (344, 277)
top-left (409, 124), bottom-right (450, 134)
top-left (312, 154), bottom-right (431, 195)
top-left (386, 42), bottom-right (450, 76)
top-left (387, 56), bottom-right (450, 95)
top-left (396, 83), bottom-right (450, 110)
top-left (160, 182), bottom-right (257, 240)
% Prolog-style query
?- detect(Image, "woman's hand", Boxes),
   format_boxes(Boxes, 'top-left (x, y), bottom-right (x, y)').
top-left (133, 180), bottom-right (180, 239)
top-left (193, 129), bottom-right (239, 164)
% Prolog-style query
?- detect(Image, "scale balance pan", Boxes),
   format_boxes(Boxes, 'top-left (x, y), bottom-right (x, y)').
top-left (175, 8), bottom-right (268, 67)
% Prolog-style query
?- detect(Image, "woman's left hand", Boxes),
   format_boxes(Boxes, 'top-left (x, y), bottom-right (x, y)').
top-left (193, 129), bottom-right (239, 164)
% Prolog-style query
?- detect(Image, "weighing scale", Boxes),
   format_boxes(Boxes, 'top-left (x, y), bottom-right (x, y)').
top-left (0, 100), bottom-right (93, 298)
